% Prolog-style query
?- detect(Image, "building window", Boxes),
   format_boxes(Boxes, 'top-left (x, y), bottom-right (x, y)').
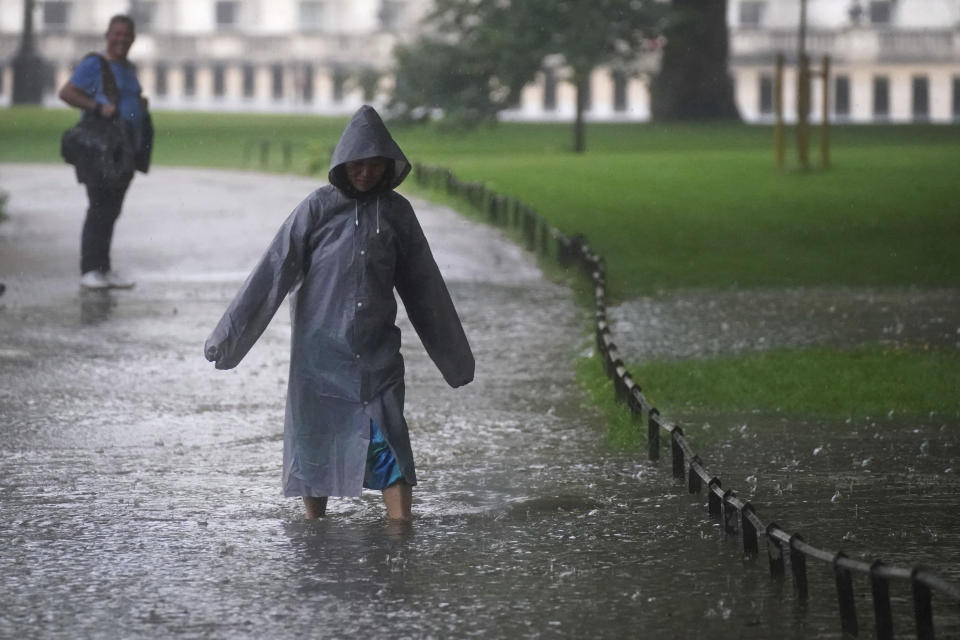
top-left (758, 74), bottom-right (774, 115)
top-left (739, 1), bottom-right (766, 28)
top-left (155, 63), bottom-right (167, 97)
top-left (42, 1), bottom-right (71, 31)
top-left (332, 67), bottom-right (347, 103)
top-left (873, 76), bottom-right (889, 119)
top-left (301, 64), bottom-right (314, 102)
top-left (869, 1), bottom-right (891, 25)
top-left (543, 69), bottom-right (557, 112)
top-left (912, 75), bottom-right (929, 120)
top-left (580, 76), bottom-right (592, 112)
top-left (953, 77), bottom-right (960, 120)
top-left (183, 63), bottom-right (196, 97)
top-left (242, 65), bottom-right (255, 98)
top-left (834, 75), bottom-right (850, 117)
top-left (129, 1), bottom-right (156, 32)
top-left (848, 1), bottom-right (864, 25)
top-left (213, 65), bottom-right (226, 98)
top-left (300, 1), bottom-right (327, 31)
top-left (271, 64), bottom-right (284, 100)
top-left (612, 70), bottom-right (628, 113)
top-left (358, 67), bottom-right (379, 102)
top-left (216, 1), bottom-right (239, 30)
top-left (380, 0), bottom-right (405, 30)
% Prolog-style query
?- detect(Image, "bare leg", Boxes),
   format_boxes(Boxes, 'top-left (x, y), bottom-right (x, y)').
top-left (303, 496), bottom-right (328, 519)
top-left (382, 481), bottom-right (412, 521)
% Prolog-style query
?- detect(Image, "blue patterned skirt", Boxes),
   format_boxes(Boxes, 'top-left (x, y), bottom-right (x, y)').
top-left (363, 420), bottom-right (403, 490)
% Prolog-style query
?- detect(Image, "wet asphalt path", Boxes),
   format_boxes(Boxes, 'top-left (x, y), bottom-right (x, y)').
top-left (1, 163), bottom-right (958, 639)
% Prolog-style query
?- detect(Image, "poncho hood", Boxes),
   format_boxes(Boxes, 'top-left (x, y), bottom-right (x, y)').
top-left (328, 105), bottom-right (411, 196)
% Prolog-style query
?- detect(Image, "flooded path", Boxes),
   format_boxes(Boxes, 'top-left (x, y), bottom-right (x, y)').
top-left (1, 164), bottom-right (958, 638)
top-left (609, 288), bottom-right (960, 362)
top-left (607, 286), bottom-right (960, 631)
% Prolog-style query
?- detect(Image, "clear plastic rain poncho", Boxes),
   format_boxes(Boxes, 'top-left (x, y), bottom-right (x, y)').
top-left (205, 106), bottom-right (474, 497)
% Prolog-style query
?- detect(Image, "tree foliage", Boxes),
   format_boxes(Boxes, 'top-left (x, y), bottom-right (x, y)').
top-left (389, 0), bottom-right (662, 150)
top-left (391, 37), bottom-right (507, 125)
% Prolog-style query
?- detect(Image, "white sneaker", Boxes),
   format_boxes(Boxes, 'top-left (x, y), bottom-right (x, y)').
top-left (104, 270), bottom-right (135, 289)
top-left (80, 270), bottom-right (110, 290)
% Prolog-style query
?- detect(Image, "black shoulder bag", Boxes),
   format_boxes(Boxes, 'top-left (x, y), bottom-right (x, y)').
top-left (60, 54), bottom-right (136, 186)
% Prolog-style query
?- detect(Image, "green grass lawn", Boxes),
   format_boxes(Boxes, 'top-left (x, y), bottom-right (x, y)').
top-left (2, 107), bottom-right (957, 428)
top-left (397, 119), bottom-right (960, 426)
top-left (632, 346), bottom-right (960, 418)
top-left (403, 124), bottom-right (960, 300)
top-left (0, 107), bottom-right (349, 169)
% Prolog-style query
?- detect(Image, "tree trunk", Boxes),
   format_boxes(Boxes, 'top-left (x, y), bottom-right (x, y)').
top-left (650, 0), bottom-right (740, 120)
top-left (13, 0), bottom-right (46, 105)
top-left (572, 72), bottom-right (588, 153)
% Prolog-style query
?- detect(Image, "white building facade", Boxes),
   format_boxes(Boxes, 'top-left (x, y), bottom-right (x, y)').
top-left (731, 0), bottom-right (960, 123)
top-left (0, 0), bottom-right (958, 122)
top-left (0, 0), bottom-right (432, 113)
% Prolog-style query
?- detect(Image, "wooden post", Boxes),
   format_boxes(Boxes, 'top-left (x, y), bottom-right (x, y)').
top-left (871, 561), bottom-right (895, 640)
top-left (775, 53), bottom-right (785, 169)
top-left (797, 53), bottom-right (811, 170)
top-left (671, 427), bottom-right (685, 479)
top-left (790, 534), bottom-right (810, 601)
top-left (647, 408), bottom-right (660, 461)
top-left (820, 55), bottom-right (831, 168)
top-left (796, 0), bottom-right (810, 169)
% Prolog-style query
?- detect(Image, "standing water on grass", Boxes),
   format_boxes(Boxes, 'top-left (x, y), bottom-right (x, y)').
top-left (1, 166), bottom-right (959, 639)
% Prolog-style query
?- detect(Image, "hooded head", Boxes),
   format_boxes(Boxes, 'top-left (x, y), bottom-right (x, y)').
top-left (328, 105), bottom-right (410, 198)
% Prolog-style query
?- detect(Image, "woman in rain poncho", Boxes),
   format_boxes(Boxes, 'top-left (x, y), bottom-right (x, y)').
top-left (204, 106), bottom-right (474, 520)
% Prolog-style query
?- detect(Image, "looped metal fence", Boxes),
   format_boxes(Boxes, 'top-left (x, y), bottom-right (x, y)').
top-left (413, 162), bottom-right (960, 639)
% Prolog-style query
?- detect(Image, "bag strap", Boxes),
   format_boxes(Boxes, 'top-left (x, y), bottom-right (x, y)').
top-left (88, 52), bottom-right (120, 106)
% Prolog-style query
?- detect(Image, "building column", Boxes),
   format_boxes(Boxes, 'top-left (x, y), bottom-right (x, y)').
top-left (735, 67), bottom-right (760, 122)
top-left (196, 65), bottom-right (213, 104)
top-left (53, 63), bottom-right (71, 97)
top-left (519, 80), bottom-right (540, 118)
top-left (627, 75), bottom-right (650, 120)
top-left (226, 64), bottom-right (243, 104)
top-left (315, 66), bottom-right (333, 108)
top-left (139, 65), bottom-right (155, 98)
top-left (591, 66), bottom-right (613, 118)
top-left (255, 64), bottom-right (272, 102)
top-left (929, 67), bottom-right (951, 121)
top-left (888, 69), bottom-right (909, 122)
top-left (168, 66), bottom-right (185, 104)
top-left (556, 73), bottom-right (576, 118)
top-left (850, 70), bottom-right (872, 123)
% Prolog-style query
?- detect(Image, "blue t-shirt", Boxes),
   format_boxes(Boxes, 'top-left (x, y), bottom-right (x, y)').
top-left (70, 54), bottom-right (145, 146)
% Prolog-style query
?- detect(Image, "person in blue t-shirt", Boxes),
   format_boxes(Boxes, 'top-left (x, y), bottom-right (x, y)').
top-left (58, 14), bottom-right (146, 290)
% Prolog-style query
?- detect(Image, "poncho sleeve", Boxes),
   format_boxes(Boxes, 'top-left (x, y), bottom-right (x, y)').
top-left (394, 199), bottom-right (475, 388)
top-left (204, 196), bottom-right (317, 370)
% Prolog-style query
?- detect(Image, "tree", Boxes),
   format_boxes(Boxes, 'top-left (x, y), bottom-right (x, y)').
top-left (391, 37), bottom-right (510, 125)
top-left (650, 0), bottom-right (740, 120)
top-left (389, 0), bottom-right (661, 152)
top-left (12, 0), bottom-right (47, 105)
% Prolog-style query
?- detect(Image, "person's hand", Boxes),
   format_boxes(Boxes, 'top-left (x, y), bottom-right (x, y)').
top-left (98, 102), bottom-right (118, 119)
top-left (140, 95), bottom-right (149, 109)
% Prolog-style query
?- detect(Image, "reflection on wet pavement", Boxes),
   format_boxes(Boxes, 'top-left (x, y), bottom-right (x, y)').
top-left (80, 289), bottom-right (115, 325)
top-left (1, 164), bottom-right (958, 639)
